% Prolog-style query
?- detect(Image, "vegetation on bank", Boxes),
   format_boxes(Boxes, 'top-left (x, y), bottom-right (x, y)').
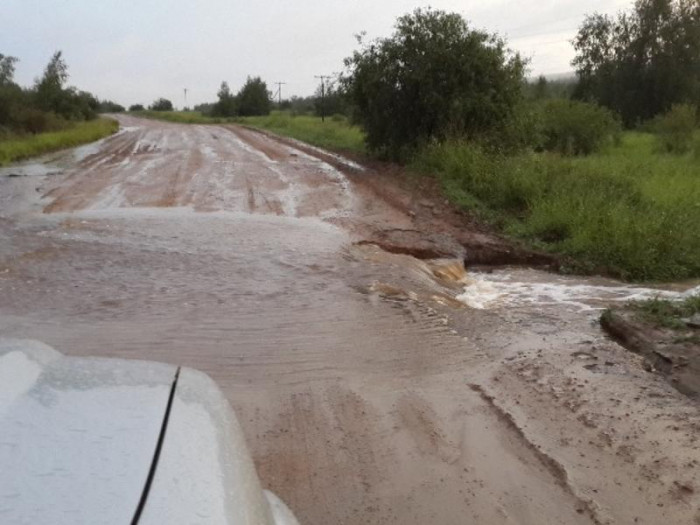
top-left (412, 132), bottom-right (700, 281)
top-left (627, 296), bottom-right (700, 330)
top-left (0, 118), bottom-right (118, 165)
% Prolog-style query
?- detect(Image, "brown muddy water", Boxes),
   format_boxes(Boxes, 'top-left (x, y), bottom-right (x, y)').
top-left (1, 115), bottom-right (699, 525)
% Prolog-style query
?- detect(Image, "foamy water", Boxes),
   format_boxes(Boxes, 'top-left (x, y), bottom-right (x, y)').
top-left (458, 271), bottom-right (699, 311)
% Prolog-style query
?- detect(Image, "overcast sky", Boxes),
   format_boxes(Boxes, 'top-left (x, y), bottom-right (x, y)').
top-left (2, 0), bottom-right (632, 108)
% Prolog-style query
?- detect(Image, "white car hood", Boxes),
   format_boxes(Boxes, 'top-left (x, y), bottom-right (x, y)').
top-left (0, 339), bottom-right (176, 524)
top-left (0, 340), bottom-right (297, 525)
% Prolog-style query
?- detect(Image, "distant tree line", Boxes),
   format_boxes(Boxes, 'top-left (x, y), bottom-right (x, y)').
top-left (0, 51), bottom-right (122, 136)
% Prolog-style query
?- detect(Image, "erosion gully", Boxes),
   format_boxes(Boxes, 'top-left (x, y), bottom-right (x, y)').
top-left (1, 115), bottom-right (699, 525)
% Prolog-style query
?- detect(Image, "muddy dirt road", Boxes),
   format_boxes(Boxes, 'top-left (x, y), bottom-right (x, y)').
top-left (1, 115), bottom-right (699, 524)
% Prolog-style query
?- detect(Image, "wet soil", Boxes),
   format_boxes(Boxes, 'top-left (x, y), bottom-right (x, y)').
top-left (601, 309), bottom-right (700, 398)
top-left (1, 115), bottom-right (699, 524)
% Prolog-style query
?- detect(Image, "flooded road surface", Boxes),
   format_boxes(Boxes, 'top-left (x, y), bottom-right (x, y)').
top-left (1, 115), bottom-right (699, 524)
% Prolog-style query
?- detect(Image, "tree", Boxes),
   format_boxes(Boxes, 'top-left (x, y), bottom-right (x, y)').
top-left (212, 81), bottom-right (237, 117)
top-left (34, 51), bottom-right (70, 116)
top-left (237, 77), bottom-right (270, 116)
top-left (0, 54), bottom-right (18, 85)
top-left (149, 98), bottom-right (173, 111)
top-left (573, 0), bottom-right (700, 126)
top-left (129, 104), bottom-right (145, 112)
top-left (342, 8), bottom-right (527, 158)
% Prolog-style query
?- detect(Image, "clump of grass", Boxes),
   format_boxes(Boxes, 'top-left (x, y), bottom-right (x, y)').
top-left (412, 131), bottom-right (700, 281)
top-left (0, 117), bottom-right (119, 165)
top-left (630, 295), bottom-right (700, 329)
top-left (238, 111), bottom-right (365, 154)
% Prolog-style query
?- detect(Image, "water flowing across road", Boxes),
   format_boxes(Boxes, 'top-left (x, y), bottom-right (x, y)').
top-left (1, 115), bottom-right (699, 524)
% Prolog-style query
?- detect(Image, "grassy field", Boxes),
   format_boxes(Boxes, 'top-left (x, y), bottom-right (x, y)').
top-left (134, 110), bottom-right (366, 154)
top-left (0, 118), bottom-right (119, 166)
top-left (413, 132), bottom-right (700, 281)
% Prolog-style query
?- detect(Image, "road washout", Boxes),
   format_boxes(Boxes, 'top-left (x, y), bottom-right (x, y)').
top-left (0, 114), bottom-right (699, 524)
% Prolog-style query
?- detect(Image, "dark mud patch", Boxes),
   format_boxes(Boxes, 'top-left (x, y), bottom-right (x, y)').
top-left (601, 309), bottom-right (700, 399)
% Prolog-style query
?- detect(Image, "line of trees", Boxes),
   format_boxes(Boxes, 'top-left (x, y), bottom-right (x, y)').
top-left (0, 51), bottom-right (123, 136)
top-left (1, 51), bottom-right (95, 134)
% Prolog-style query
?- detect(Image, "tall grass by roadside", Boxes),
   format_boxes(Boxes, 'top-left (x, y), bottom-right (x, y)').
top-left (238, 112), bottom-right (365, 154)
top-left (0, 118), bottom-right (119, 166)
top-left (413, 132), bottom-right (700, 281)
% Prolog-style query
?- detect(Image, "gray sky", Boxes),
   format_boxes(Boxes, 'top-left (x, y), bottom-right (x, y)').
top-left (2, 0), bottom-right (632, 108)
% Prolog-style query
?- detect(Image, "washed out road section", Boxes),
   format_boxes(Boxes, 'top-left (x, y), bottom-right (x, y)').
top-left (1, 115), bottom-right (698, 525)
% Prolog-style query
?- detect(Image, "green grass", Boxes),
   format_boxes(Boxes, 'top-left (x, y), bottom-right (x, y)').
top-left (238, 112), bottom-right (365, 154)
top-left (412, 132), bottom-right (700, 281)
top-left (630, 295), bottom-right (700, 329)
top-left (134, 110), bottom-right (366, 154)
top-left (0, 118), bottom-right (119, 166)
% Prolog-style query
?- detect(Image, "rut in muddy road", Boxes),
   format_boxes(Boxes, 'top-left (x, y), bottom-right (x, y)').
top-left (1, 115), bottom-right (699, 525)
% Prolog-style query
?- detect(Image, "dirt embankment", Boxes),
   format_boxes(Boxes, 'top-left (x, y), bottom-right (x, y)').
top-left (601, 309), bottom-right (700, 398)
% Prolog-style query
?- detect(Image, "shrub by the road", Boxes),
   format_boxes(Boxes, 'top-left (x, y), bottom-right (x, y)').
top-left (343, 8), bottom-right (526, 159)
top-left (128, 104), bottom-right (145, 112)
top-left (538, 99), bottom-right (620, 155)
top-left (149, 98), bottom-right (173, 111)
top-left (654, 104), bottom-right (698, 154)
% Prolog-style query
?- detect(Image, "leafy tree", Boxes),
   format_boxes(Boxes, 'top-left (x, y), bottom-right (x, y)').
top-left (212, 81), bottom-right (237, 117)
top-left (573, 0), bottom-right (700, 126)
top-left (0, 54), bottom-right (18, 85)
top-left (34, 51), bottom-right (70, 116)
top-left (237, 77), bottom-right (271, 116)
top-left (128, 104), bottom-right (145, 112)
top-left (342, 8), bottom-right (526, 158)
top-left (149, 98), bottom-right (173, 111)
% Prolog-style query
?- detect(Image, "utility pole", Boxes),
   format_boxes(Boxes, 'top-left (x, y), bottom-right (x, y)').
top-left (274, 82), bottom-right (287, 106)
top-left (183, 88), bottom-right (188, 110)
top-left (314, 75), bottom-right (331, 122)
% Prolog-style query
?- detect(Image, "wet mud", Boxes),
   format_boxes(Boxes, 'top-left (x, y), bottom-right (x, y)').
top-left (1, 115), bottom-right (699, 524)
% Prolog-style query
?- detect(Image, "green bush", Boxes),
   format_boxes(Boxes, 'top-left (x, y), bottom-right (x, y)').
top-left (343, 8), bottom-right (526, 159)
top-left (128, 104), bottom-right (145, 112)
top-left (538, 99), bottom-right (620, 155)
top-left (149, 98), bottom-right (173, 111)
top-left (654, 104), bottom-right (698, 154)
top-left (237, 77), bottom-right (270, 117)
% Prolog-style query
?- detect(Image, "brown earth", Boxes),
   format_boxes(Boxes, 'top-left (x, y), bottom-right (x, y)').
top-left (1, 115), bottom-right (699, 524)
top-left (601, 309), bottom-right (700, 398)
